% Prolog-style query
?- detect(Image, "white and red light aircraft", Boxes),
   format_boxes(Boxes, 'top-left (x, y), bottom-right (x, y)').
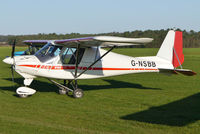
top-left (3, 30), bottom-right (196, 98)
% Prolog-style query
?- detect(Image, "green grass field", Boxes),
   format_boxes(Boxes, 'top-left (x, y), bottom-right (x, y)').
top-left (0, 47), bottom-right (200, 134)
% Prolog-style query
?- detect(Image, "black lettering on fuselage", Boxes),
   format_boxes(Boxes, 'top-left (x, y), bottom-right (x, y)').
top-left (143, 61), bottom-right (147, 67)
top-left (131, 60), bottom-right (136, 66)
top-left (138, 61), bottom-right (143, 66)
top-left (131, 60), bottom-right (156, 67)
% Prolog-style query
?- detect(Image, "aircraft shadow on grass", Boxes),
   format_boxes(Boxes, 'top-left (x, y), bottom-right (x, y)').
top-left (1, 78), bottom-right (161, 93)
top-left (121, 92), bottom-right (200, 126)
top-left (1, 78), bottom-right (57, 92)
top-left (80, 79), bottom-right (161, 91)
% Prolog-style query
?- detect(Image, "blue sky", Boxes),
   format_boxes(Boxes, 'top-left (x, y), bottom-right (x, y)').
top-left (0, 0), bottom-right (200, 35)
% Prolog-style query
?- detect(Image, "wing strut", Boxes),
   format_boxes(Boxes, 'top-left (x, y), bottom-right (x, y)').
top-left (75, 46), bottom-right (116, 79)
top-left (74, 43), bottom-right (80, 77)
top-left (74, 43), bottom-right (81, 88)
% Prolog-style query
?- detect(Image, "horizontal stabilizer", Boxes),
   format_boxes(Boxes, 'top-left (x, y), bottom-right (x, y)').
top-left (159, 68), bottom-right (196, 76)
top-left (175, 69), bottom-right (197, 76)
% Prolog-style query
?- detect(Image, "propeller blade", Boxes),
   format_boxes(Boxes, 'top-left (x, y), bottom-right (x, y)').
top-left (11, 39), bottom-right (16, 58)
top-left (11, 65), bottom-right (14, 83)
top-left (11, 39), bottom-right (16, 83)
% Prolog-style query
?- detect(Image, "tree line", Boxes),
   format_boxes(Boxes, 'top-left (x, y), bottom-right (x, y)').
top-left (1, 29), bottom-right (200, 48)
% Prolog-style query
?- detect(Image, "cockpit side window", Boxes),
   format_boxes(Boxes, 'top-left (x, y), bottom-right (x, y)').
top-left (60, 47), bottom-right (85, 65)
top-left (61, 48), bottom-right (76, 64)
top-left (25, 45), bottom-right (41, 55)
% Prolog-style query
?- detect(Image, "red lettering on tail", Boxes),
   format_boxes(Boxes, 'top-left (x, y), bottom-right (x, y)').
top-left (172, 31), bottom-right (184, 68)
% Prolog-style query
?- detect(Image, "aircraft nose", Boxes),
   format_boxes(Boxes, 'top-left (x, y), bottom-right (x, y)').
top-left (3, 57), bottom-right (14, 65)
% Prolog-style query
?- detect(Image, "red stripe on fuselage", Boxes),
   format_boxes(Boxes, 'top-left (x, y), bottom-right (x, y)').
top-left (19, 64), bottom-right (158, 71)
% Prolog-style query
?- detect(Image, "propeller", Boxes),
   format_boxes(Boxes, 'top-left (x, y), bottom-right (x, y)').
top-left (11, 39), bottom-right (16, 58)
top-left (11, 39), bottom-right (16, 83)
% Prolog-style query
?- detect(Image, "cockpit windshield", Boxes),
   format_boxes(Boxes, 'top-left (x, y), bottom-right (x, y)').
top-left (35, 43), bottom-right (62, 63)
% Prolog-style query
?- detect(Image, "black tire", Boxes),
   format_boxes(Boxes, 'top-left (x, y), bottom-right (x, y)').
top-left (19, 94), bottom-right (28, 98)
top-left (73, 88), bottom-right (83, 98)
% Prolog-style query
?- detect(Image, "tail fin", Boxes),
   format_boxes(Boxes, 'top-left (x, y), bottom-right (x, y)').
top-left (156, 30), bottom-right (184, 68)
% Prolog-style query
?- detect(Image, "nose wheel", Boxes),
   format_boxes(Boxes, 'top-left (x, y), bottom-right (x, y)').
top-left (16, 86), bottom-right (36, 98)
top-left (19, 94), bottom-right (28, 98)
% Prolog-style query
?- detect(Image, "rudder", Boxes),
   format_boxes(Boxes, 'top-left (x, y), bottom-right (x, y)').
top-left (172, 31), bottom-right (184, 68)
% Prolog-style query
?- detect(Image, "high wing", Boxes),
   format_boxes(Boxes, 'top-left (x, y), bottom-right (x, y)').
top-left (55, 36), bottom-right (153, 47)
top-left (23, 40), bottom-right (49, 45)
top-left (94, 36), bottom-right (153, 43)
top-left (23, 36), bottom-right (153, 47)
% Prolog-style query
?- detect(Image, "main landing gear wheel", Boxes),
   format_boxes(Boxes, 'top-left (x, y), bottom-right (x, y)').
top-left (19, 94), bottom-right (28, 98)
top-left (73, 88), bottom-right (83, 98)
top-left (59, 89), bottom-right (68, 95)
